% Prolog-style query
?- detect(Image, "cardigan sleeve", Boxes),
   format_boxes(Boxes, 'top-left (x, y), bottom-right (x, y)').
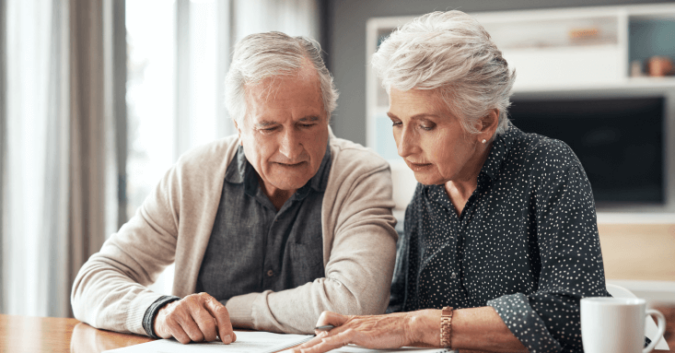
top-left (488, 166), bottom-right (610, 353)
top-left (70, 163), bottom-right (182, 336)
top-left (225, 146), bottom-right (398, 334)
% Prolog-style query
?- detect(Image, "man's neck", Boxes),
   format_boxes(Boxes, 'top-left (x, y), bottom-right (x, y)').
top-left (258, 177), bottom-right (296, 211)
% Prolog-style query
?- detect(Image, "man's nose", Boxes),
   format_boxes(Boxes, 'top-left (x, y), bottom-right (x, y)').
top-left (279, 129), bottom-right (303, 160)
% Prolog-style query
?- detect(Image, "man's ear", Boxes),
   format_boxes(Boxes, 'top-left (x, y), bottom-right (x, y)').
top-left (233, 118), bottom-right (243, 146)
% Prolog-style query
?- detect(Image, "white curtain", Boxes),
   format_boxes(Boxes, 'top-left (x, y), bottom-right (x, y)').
top-left (1, 0), bottom-right (118, 317)
top-left (233, 0), bottom-right (319, 43)
top-left (0, 0), bottom-right (321, 315)
top-left (2, 0), bottom-right (71, 317)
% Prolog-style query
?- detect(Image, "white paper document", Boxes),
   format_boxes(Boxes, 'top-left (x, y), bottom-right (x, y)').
top-left (102, 331), bottom-right (456, 353)
top-left (324, 345), bottom-right (455, 353)
top-left (103, 331), bottom-right (312, 353)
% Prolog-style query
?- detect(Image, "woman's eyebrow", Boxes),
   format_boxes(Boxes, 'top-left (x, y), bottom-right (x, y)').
top-left (387, 111), bottom-right (440, 120)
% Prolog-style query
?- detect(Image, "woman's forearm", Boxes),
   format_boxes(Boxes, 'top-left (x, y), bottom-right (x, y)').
top-left (409, 307), bottom-right (527, 352)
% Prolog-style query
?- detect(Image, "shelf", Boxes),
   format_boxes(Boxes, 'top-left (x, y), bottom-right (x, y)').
top-left (513, 76), bottom-right (675, 94)
top-left (596, 212), bottom-right (675, 224)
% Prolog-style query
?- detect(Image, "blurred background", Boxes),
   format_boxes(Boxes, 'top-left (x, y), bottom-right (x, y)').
top-left (0, 0), bottom-right (673, 344)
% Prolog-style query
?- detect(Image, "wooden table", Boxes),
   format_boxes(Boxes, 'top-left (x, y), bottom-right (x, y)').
top-left (0, 314), bottom-right (153, 352)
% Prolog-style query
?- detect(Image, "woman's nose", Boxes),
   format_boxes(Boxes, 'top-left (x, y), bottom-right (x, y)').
top-left (397, 128), bottom-right (415, 158)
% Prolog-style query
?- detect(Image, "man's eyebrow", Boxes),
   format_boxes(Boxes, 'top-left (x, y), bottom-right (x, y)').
top-left (254, 120), bottom-right (278, 128)
top-left (298, 116), bottom-right (320, 123)
top-left (254, 116), bottom-right (321, 128)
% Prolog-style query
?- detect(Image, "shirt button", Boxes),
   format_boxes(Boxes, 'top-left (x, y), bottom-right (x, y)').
top-left (267, 270), bottom-right (274, 277)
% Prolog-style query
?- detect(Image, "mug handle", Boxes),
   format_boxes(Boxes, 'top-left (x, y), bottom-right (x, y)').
top-left (643, 309), bottom-right (667, 353)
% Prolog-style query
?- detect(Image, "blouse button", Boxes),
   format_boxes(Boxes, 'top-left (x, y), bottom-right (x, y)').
top-left (267, 269), bottom-right (274, 277)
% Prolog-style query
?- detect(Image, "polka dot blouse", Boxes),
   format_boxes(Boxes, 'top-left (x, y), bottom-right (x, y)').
top-left (388, 123), bottom-right (610, 353)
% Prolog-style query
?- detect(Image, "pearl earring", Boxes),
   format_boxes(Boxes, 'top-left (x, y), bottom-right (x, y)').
top-left (482, 139), bottom-right (487, 144)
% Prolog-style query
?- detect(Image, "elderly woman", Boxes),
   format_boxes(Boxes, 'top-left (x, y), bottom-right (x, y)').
top-left (290, 10), bottom-right (609, 353)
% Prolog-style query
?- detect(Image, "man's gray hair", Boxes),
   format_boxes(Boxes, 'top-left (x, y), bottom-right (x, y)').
top-left (225, 31), bottom-right (338, 125)
top-left (372, 11), bottom-right (515, 135)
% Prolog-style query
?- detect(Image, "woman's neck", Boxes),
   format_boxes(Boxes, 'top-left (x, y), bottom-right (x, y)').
top-left (444, 141), bottom-right (493, 215)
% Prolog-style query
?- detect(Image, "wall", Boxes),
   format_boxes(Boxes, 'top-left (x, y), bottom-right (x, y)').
top-left (325, 0), bottom-right (674, 144)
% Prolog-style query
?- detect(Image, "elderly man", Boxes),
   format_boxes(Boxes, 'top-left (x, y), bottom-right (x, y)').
top-left (71, 32), bottom-right (397, 344)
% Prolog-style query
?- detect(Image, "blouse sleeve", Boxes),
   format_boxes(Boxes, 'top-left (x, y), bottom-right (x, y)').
top-left (488, 165), bottom-right (610, 353)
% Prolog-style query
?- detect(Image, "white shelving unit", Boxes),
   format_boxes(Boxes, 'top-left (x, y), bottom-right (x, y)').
top-left (366, 4), bottom-right (675, 223)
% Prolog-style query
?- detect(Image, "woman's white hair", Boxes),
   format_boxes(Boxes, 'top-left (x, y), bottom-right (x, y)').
top-left (225, 31), bottom-right (338, 125)
top-left (372, 10), bottom-right (515, 135)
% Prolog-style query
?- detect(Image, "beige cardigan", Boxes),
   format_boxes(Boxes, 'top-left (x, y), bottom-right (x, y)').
top-left (71, 134), bottom-right (398, 335)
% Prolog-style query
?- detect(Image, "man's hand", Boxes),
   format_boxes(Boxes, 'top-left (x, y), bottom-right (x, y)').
top-left (153, 292), bottom-right (236, 344)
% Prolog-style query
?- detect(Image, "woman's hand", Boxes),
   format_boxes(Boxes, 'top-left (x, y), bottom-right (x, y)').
top-left (287, 310), bottom-right (435, 353)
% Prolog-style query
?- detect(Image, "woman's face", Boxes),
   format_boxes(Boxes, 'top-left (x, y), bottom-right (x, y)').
top-left (387, 88), bottom-right (487, 185)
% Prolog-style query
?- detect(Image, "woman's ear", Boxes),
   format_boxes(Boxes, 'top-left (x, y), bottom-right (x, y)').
top-left (479, 109), bottom-right (500, 142)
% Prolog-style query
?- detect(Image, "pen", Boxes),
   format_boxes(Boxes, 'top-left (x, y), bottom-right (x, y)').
top-left (314, 325), bottom-right (335, 331)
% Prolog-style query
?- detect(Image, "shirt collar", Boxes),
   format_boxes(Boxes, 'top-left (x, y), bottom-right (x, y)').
top-left (224, 143), bottom-right (332, 200)
top-left (479, 122), bottom-right (517, 181)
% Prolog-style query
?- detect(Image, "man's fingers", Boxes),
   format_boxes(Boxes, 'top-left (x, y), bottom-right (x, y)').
top-left (205, 296), bottom-right (235, 344)
top-left (171, 327), bottom-right (192, 345)
top-left (191, 307), bottom-right (218, 342)
top-left (163, 316), bottom-right (191, 344)
top-left (175, 309), bottom-right (206, 342)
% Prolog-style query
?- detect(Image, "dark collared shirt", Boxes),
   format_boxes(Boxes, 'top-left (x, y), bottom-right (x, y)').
top-left (196, 144), bottom-right (331, 299)
top-left (388, 124), bottom-right (610, 353)
top-left (143, 144), bottom-right (331, 337)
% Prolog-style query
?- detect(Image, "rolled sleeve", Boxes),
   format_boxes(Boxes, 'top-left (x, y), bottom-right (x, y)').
top-left (488, 293), bottom-right (563, 353)
top-left (143, 295), bottom-right (181, 338)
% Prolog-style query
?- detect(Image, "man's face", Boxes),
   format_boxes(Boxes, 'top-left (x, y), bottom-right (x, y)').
top-left (236, 64), bottom-right (329, 197)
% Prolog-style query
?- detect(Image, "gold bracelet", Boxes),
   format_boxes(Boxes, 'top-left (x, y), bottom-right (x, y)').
top-left (440, 306), bottom-right (453, 348)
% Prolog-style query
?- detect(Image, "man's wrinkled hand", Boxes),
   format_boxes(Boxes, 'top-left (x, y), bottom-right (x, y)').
top-left (153, 292), bottom-right (237, 344)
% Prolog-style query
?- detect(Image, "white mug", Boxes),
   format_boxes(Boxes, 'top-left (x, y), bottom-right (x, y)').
top-left (581, 297), bottom-right (666, 353)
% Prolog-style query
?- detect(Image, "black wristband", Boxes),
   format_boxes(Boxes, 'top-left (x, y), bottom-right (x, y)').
top-left (142, 295), bottom-right (180, 339)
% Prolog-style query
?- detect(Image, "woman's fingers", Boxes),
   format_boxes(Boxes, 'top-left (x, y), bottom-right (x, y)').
top-left (316, 311), bottom-right (349, 327)
top-left (293, 333), bottom-right (329, 351)
top-left (314, 311), bottom-right (349, 336)
top-left (289, 329), bottom-right (355, 353)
